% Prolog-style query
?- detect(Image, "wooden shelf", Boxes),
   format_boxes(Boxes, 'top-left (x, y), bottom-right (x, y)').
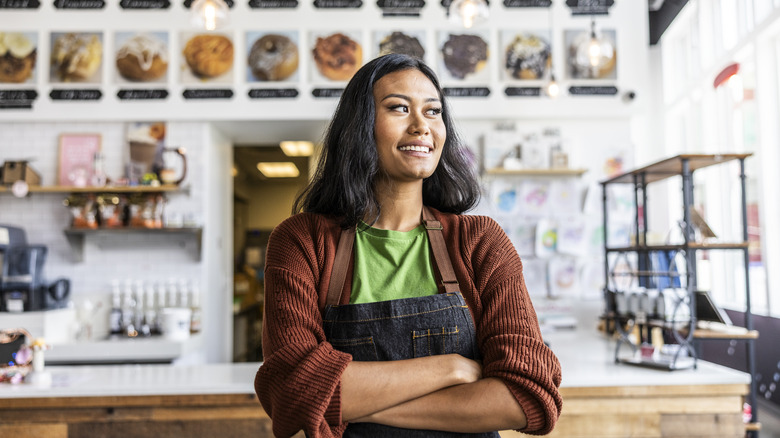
top-left (63, 227), bottom-right (203, 262)
top-left (0, 185), bottom-right (187, 195)
top-left (606, 242), bottom-right (749, 252)
top-left (484, 168), bottom-right (588, 176)
top-left (745, 422), bottom-right (761, 431)
top-left (693, 328), bottom-right (759, 340)
top-left (600, 153), bottom-right (753, 185)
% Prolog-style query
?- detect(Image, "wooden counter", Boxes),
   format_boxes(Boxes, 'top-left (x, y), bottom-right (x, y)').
top-left (0, 322), bottom-right (750, 438)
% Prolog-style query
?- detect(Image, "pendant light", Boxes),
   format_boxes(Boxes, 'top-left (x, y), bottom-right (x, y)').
top-left (575, 17), bottom-right (614, 75)
top-left (190, 0), bottom-right (229, 31)
top-left (586, 19), bottom-right (602, 67)
top-left (545, 75), bottom-right (560, 98)
top-left (448, 0), bottom-right (489, 29)
top-left (544, 2), bottom-right (561, 98)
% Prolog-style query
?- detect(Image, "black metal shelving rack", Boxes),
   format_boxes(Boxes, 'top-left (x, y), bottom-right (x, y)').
top-left (600, 153), bottom-right (759, 436)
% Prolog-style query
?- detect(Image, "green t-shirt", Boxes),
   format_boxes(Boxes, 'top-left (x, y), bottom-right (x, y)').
top-left (350, 222), bottom-right (438, 304)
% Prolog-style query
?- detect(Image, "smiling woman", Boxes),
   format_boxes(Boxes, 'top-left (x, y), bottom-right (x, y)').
top-left (255, 54), bottom-right (562, 438)
top-left (372, 69), bottom-right (446, 199)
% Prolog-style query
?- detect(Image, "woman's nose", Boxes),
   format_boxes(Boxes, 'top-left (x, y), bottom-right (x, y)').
top-left (408, 112), bottom-right (430, 135)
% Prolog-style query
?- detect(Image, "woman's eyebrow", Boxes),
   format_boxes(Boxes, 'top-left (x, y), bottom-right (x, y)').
top-left (380, 93), bottom-right (441, 103)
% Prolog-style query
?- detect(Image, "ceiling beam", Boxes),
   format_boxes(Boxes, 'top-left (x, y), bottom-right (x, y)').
top-left (649, 0), bottom-right (689, 45)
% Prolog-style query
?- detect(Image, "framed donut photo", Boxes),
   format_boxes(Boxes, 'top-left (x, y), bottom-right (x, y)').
top-left (437, 30), bottom-right (491, 83)
top-left (564, 28), bottom-right (617, 80)
top-left (114, 31), bottom-right (169, 85)
top-left (49, 32), bottom-right (103, 84)
top-left (309, 30), bottom-right (364, 83)
top-left (245, 31), bottom-right (300, 83)
top-left (0, 31), bottom-right (38, 85)
top-left (500, 29), bottom-right (552, 82)
top-left (373, 30), bottom-right (427, 62)
top-left (180, 32), bottom-right (235, 84)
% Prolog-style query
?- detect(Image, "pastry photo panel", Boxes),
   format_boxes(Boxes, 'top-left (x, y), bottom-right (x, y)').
top-left (115, 32), bottom-right (169, 84)
top-left (0, 31), bottom-right (37, 84)
top-left (374, 30), bottom-right (426, 60)
top-left (501, 30), bottom-right (551, 81)
top-left (50, 32), bottom-right (103, 84)
top-left (310, 30), bottom-right (363, 83)
top-left (246, 31), bottom-right (300, 83)
top-left (564, 28), bottom-right (617, 80)
top-left (438, 30), bottom-right (490, 83)
top-left (180, 32), bottom-right (235, 84)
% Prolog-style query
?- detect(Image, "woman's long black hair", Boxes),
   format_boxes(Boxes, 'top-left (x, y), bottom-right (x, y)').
top-left (293, 53), bottom-right (480, 228)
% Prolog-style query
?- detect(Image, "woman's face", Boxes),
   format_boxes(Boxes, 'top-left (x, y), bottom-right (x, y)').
top-left (372, 68), bottom-right (446, 185)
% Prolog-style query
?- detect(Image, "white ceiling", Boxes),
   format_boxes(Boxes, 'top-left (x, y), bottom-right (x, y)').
top-left (214, 120), bottom-right (331, 146)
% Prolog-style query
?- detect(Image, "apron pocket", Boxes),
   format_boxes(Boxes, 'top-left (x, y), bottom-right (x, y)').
top-left (330, 337), bottom-right (379, 361)
top-left (412, 326), bottom-right (460, 358)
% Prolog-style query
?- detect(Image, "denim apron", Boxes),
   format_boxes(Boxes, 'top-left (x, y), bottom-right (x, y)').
top-left (322, 207), bottom-right (501, 438)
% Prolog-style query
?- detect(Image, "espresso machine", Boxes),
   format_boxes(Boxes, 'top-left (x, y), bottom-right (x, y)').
top-left (0, 224), bottom-right (70, 312)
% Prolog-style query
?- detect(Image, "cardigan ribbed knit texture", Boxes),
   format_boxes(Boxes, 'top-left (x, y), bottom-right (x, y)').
top-left (255, 208), bottom-right (562, 437)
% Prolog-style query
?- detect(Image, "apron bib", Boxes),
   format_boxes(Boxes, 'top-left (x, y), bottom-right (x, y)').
top-left (322, 207), bottom-right (500, 438)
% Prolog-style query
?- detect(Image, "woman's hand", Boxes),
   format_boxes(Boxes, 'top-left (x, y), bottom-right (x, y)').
top-left (450, 355), bottom-right (483, 385)
top-left (341, 354), bottom-right (482, 421)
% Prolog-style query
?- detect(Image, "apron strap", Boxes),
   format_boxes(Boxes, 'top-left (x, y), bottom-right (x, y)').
top-left (422, 206), bottom-right (460, 294)
top-left (326, 226), bottom-right (356, 307)
top-left (326, 207), bottom-right (460, 306)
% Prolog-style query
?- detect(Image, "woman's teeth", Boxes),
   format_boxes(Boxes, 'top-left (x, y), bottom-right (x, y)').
top-left (398, 145), bottom-right (430, 152)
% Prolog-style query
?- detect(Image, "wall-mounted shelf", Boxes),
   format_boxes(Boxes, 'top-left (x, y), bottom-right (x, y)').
top-left (606, 242), bottom-right (750, 252)
top-left (484, 168), bottom-right (588, 177)
top-left (0, 185), bottom-right (188, 195)
top-left (64, 227), bottom-right (203, 262)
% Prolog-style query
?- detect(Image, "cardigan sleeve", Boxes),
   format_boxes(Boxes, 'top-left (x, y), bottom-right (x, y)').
top-left (255, 216), bottom-right (352, 438)
top-left (466, 217), bottom-right (563, 435)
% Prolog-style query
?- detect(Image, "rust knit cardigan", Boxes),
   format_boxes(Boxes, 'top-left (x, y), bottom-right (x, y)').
top-left (255, 208), bottom-right (562, 437)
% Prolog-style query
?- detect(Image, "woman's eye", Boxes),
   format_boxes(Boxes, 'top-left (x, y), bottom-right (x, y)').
top-left (426, 107), bottom-right (443, 116)
top-left (389, 104), bottom-right (408, 113)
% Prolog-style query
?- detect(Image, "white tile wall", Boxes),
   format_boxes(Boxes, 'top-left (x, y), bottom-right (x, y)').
top-left (0, 121), bottom-right (207, 303)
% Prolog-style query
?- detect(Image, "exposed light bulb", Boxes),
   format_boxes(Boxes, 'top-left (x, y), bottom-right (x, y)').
top-left (449, 0), bottom-right (489, 29)
top-left (545, 75), bottom-right (560, 98)
top-left (191, 0), bottom-right (229, 31)
top-left (204, 3), bottom-right (217, 31)
top-left (587, 19), bottom-right (601, 67)
top-left (587, 35), bottom-right (601, 67)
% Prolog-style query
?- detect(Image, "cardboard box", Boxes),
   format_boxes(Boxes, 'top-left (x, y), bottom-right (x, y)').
top-left (2, 161), bottom-right (41, 186)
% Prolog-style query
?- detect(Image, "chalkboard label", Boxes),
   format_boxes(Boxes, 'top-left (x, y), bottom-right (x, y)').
top-left (53, 0), bottom-right (105, 8)
top-left (0, 90), bottom-right (38, 109)
top-left (249, 0), bottom-right (297, 7)
top-left (120, 0), bottom-right (170, 8)
top-left (184, 0), bottom-right (233, 7)
top-left (441, 0), bottom-right (486, 8)
top-left (568, 85), bottom-right (618, 95)
top-left (505, 87), bottom-right (541, 97)
top-left (503, 0), bottom-right (549, 7)
top-left (0, 0), bottom-right (40, 8)
top-left (443, 87), bottom-right (490, 97)
top-left (378, 0), bottom-right (423, 16)
top-left (249, 88), bottom-right (299, 99)
top-left (312, 88), bottom-right (343, 98)
top-left (183, 89), bottom-right (233, 99)
top-left (118, 89), bottom-right (169, 100)
top-left (377, 0), bottom-right (423, 7)
top-left (50, 89), bottom-right (102, 101)
top-left (565, 0), bottom-right (613, 15)
top-left (314, 0), bottom-right (361, 8)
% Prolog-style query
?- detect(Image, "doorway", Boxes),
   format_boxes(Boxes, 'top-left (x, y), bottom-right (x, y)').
top-left (231, 145), bottom-right (311, 362)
